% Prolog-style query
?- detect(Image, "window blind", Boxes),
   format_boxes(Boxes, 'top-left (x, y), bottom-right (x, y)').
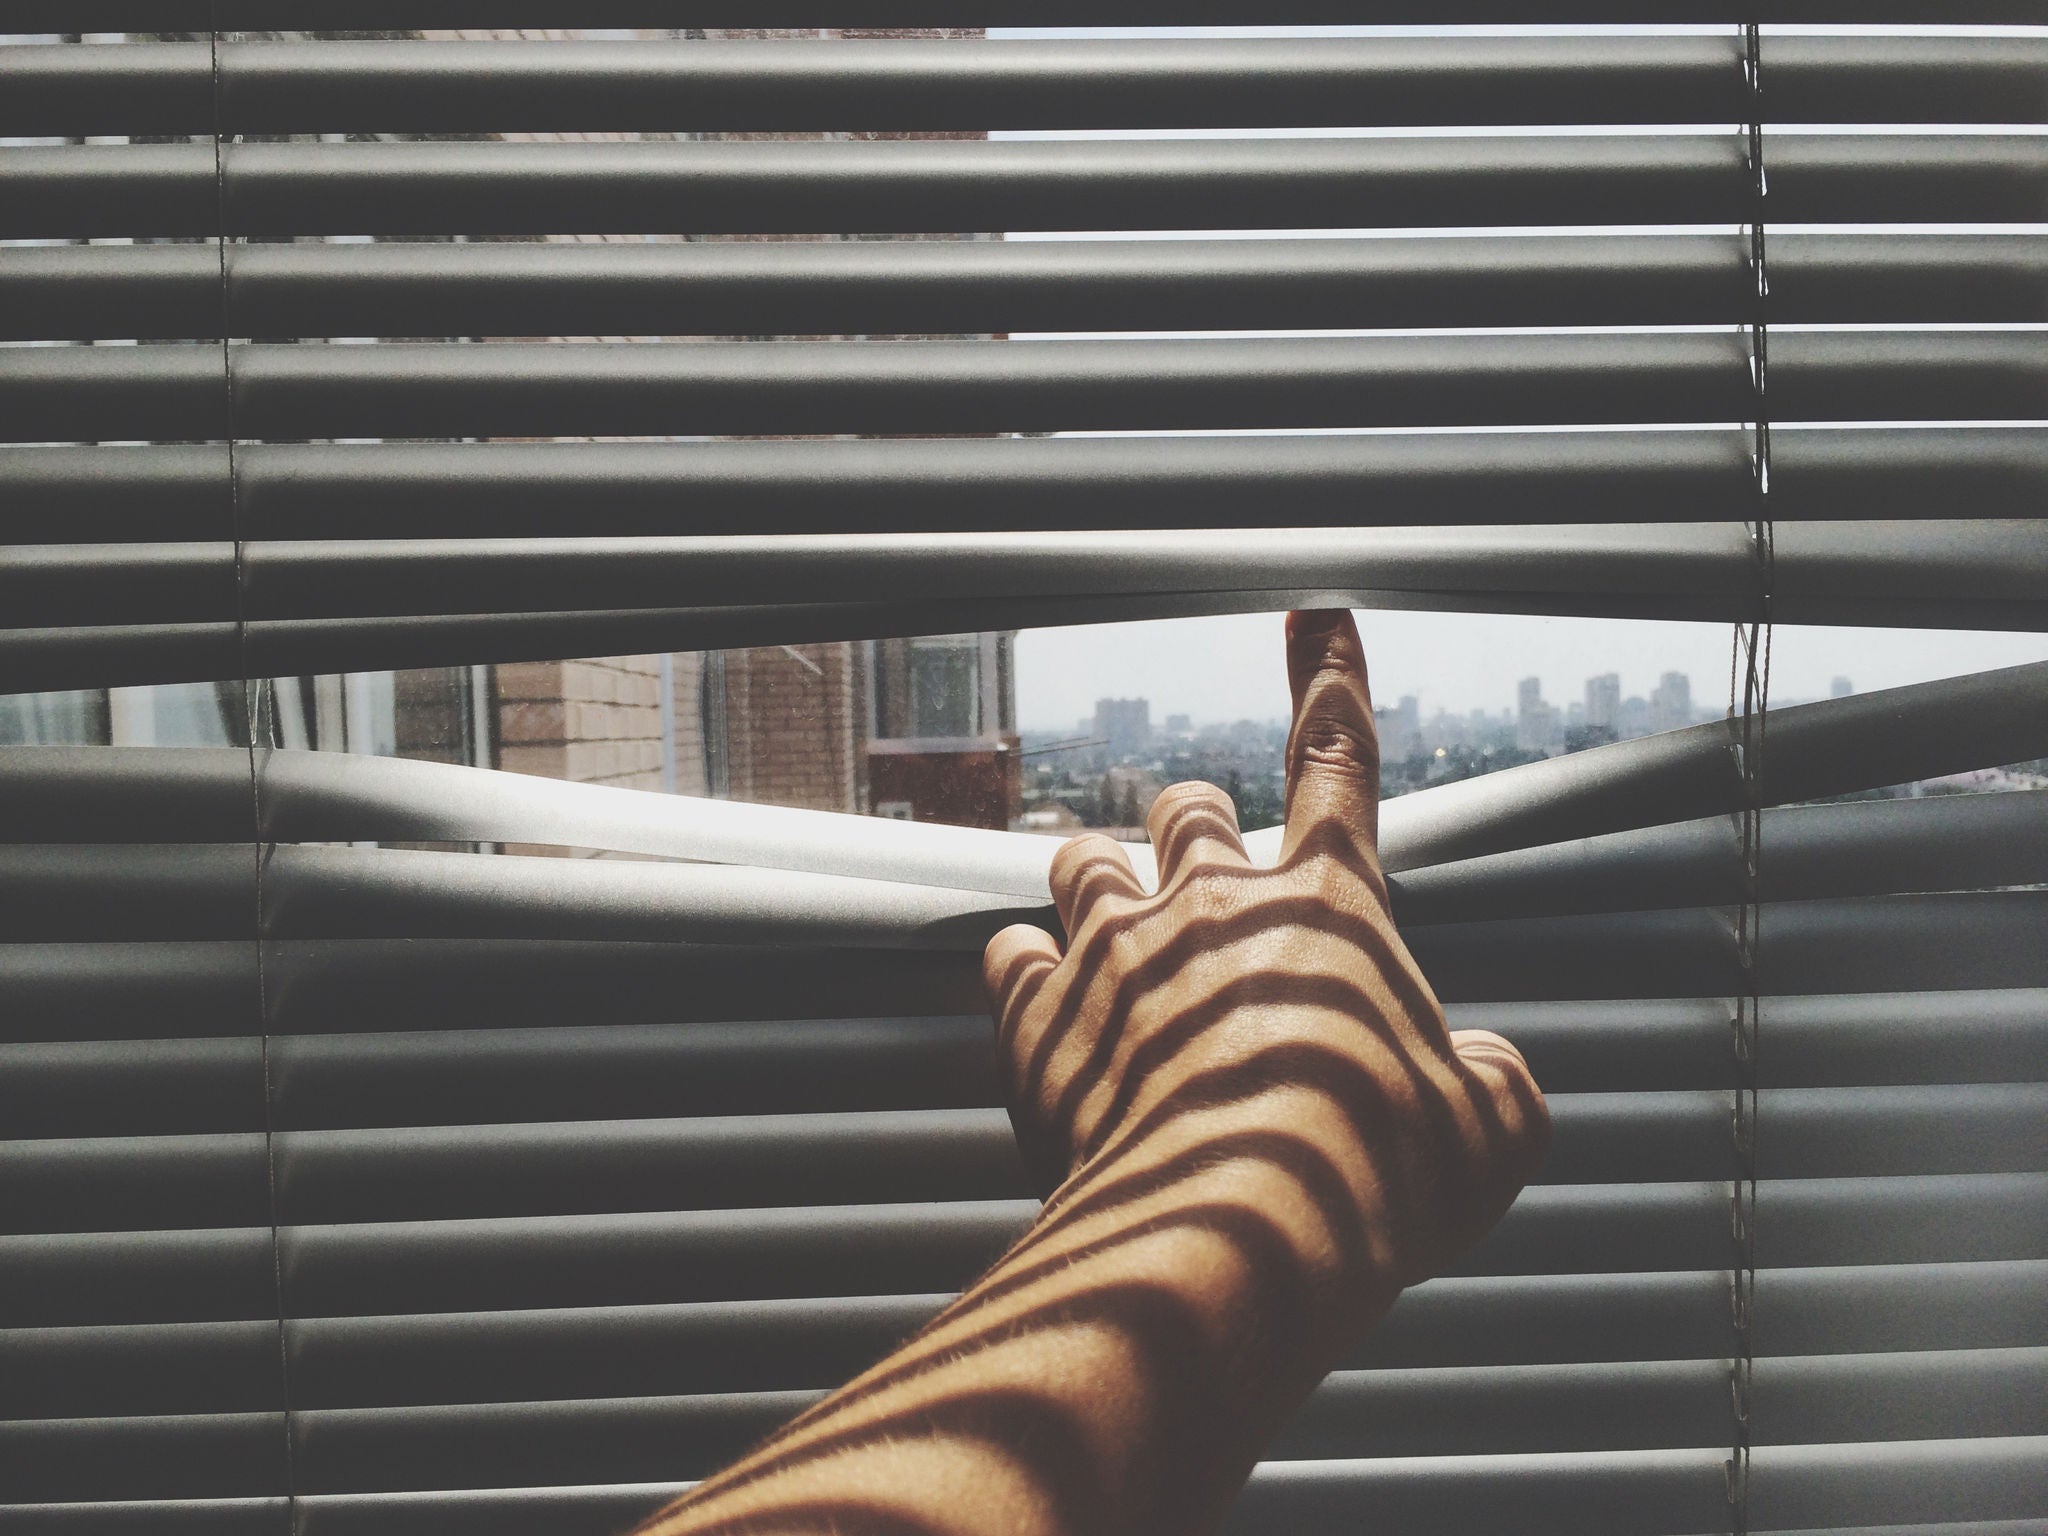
top-left (2, 14), bottom-right (2045, 1536)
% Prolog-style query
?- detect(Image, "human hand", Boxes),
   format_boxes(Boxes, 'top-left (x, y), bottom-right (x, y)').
top-left (638, 611), bottom-right (1548, 1536)
top-left (983, 610), bottom-right (1548, 1338)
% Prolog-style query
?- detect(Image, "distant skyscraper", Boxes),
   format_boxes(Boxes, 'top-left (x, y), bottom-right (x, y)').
top-left (1650, 672), bottom-right (1694, 735)
top-left (1516, 677), bottom-right (1558, 754)
top-left (1093, 697), bottom-right (1152, 760)
top-left (1831, 676), bottom-right (1854, 699)
top-left (1585, 673), bottom-right (1621, 733)
top-left (1164, 713), bottom-right (1193, 736)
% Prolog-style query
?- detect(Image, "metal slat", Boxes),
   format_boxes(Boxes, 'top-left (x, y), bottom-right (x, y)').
top-left (11, 427), bottom-right (2043, 548)
top-left (0, 1132), bottom-right (269, 1236)
top-left (1236, 1439), bottom-right (2048, 1535)
top-left (32, 839), bottom-right (2043, 996)
top-left (290, 1293), bottom-right (944, 1412)
top-left (262, 938), bottom-right (986, 1038)
top-left (1751, 1347), bottom-right (2048, 1447)
top-left (7, 1075), bottom-right (2041, 1231)
top-left (7, 993), bottom-right (2041, 1134)
top-left (1748, 1435), bottom-right (2048, 1529)
top-left (290, 1391), bottom-right (817, 1496)
top-left (0, 1225), bottom-right (276, 1328)
top-left (10, 1), bottom-right (2043, 28)
top-left (0, 942), bottom-right (258, 1046)
top-left (1410, 892), bottom-right (2048, 1003)
top-left (1, 1319), bottom-right (284, 1418)
top-left (1233, 1446), bottom-right (1729, 1535)
top-left (214, 523), bottom-right (2047, 625)
top-left (0, 1501), bottom-right (287, 1536)
top-left (0, 444), bottom-right (228, 543)
top-left (11, 330), bottom-right (2047, 446)
top-left (257, 845), bottom-right (1042, 949)
top-left (0, 1414), bottom-right (288, 1505)
top-left (0, 844), bottom-right (255, 943)
top-left (249, 991), bottom-right (2048, 1134)
top-left (38, 429), bottom-right (2044, 543)
top-left (10, 35), bottom-right (2044, 138)
top-left (67, 1260), bottom-right (2032, 1423)
top-left (1391, 790), bottom-right (2048, 925)
top-left (0, 1177), bottom-right (1913, 1330)
top-left (1755, 1261), bottom-right (2048, 1360)
top-left (0, 1036), bottom-right (266, 1139)
top-left (271, 1088), bottom-right (2046, 1221)
top-left (8, 235), bottom-right (2045, 345)
top-left (282, 1362), bottom-right (1738, 1491)
top-left (6, 136), bottom-right (2042, 241)
top-left (8, 1003), bottom-right (2039, 1146)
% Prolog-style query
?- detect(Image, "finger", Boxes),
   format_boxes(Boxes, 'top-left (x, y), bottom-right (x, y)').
top-left (1046, 833), bottom-right (1146, 940)
top-left (1451, 1028), bottom-right (1552, 1174)
top-left (1146, 779), bottom-right (1251, 891)
top-left (982, 922), bottom-right (1063, 1045)
top-left (1280, 608), bottom-right (1381, 866)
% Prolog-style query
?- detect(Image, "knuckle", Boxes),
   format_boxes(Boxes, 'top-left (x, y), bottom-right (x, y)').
top-left (1294, 713), bottom-right (1380, 777)
top-left (1294, 720), bottom-right (1376, 774)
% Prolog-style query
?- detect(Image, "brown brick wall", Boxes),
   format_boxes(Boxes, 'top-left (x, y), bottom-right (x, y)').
top-left (719, 642), bottom-right (862, 814)
top-left (496, 654), bottom-right (670, 853)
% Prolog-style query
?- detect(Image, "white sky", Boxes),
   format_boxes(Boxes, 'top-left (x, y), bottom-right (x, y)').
top-left (1017, 611), bottom-right (2048, 731)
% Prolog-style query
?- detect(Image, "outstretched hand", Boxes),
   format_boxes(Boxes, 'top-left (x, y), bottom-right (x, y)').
top-left (636, 610), bottom-right (1549, 1536)
top-left (984, 609), bottom-right (1547, 1322)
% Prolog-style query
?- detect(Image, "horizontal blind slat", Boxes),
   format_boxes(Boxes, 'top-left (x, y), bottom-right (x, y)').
top-left (29, 1260), bottom-right (2027, 1421)
top-left (11, 1), bottom-right (2043, 28)
top-left (13, 430), bottom-right (2046, 548)
top-left (38, 546), bottom-right (2045, 689)
top-left (1391, 790), bottom-right (2048, 925)
top-left (213, 524), bottom-right (2048, 624)
top-left (0, 1502), bottom-right (285, 1536)
top-left (12, 1175), bottom-right (2038, 1327)
top-left (1, 1320), bottom-right (284, 1418)
top-left (10, 36), bottom-right (2042, 138)
top-left (1749, 1435), bottom-right (2048, 1528)
top-left (12, 783), bottom-right (2032, 943)
top-left (7, 136), bottom-right (2041, 240)
top-left (11, 332), bottom-right (2046, 445)
top-left (0, 1414), bottom-right (288, 1504)
top-left (0, 1036), bottom-right (265, 1139)
top-left (19, 1086), bottom-right (2034, 1234)
top-left (7, 988), bottom-right (2041, 1133)
top-left (9, 235), bottom-right (2045, 345)
top-left (1751, 1347), bottom-right (2048, 1447)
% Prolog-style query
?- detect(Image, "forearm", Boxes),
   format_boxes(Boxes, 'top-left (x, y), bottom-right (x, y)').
top-left (632, 1031), bottom-right (1411, 1536)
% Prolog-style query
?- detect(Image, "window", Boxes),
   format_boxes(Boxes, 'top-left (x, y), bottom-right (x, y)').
top-left (3, 15), bottom-right (2045, 1536)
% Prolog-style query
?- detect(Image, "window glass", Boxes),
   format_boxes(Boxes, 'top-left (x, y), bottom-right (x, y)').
top-left (0, 689), bottom-right (107, 746)
top-left (909, 638), bottom-right (982, 739)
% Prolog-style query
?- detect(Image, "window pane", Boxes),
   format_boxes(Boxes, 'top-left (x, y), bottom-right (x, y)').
top-left (0, 689), bottom-right (106, 746)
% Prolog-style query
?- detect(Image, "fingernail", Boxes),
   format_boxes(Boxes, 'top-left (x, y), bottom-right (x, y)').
top-left (1291, 608), bottom-right (1345, 636)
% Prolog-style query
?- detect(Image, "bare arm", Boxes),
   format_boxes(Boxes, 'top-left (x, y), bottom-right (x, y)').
top-left (630, 609), bottom-right (1549, 1536)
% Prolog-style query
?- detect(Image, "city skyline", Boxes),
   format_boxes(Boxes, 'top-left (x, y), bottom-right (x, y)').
top-left (1016, 610), bottom-right (2048, 733)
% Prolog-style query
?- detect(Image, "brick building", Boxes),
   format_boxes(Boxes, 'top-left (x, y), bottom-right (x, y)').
top-left (463, 25), bottom-right (1021, 826)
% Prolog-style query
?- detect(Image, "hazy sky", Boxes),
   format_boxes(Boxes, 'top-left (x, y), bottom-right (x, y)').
top-left (1017, 613), bottom-right (2048, 731)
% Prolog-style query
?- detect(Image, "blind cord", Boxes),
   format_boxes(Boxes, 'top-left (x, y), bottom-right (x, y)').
top-left (1727, 20), bottom-right (1775, 1536)
top-left (209, 11), bottom-right (300, 1524)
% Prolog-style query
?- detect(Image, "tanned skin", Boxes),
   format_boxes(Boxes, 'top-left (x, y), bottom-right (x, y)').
top-left (630, 609), bottom-right (1550, 1536)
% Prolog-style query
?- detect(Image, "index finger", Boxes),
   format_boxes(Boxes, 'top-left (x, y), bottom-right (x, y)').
top-left (1280, 608), bottom-right (1382, 867)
